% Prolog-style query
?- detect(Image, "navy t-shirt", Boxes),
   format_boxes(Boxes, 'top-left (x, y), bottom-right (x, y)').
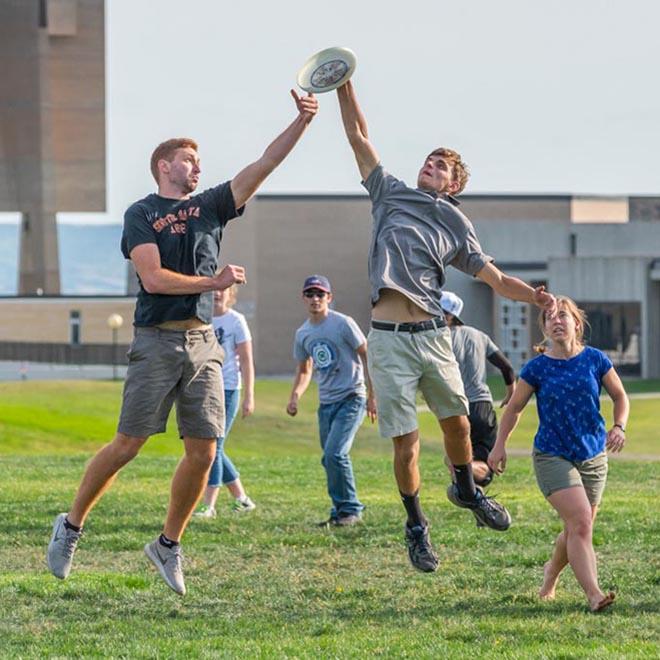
top-left (519, 346), bottom-right (613, 461)
top-left (121, 182), bottom-right (244, 326)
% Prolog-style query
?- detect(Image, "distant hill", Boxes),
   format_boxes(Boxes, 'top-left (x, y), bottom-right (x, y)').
top-left (0, 224), bottom-right (126, 295)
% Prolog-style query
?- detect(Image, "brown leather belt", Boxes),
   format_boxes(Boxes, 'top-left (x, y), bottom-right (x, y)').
top-left (156, 318), bottom-right (208, 331)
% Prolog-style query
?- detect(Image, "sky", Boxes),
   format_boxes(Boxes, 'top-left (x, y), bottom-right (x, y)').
top-left (12, 0), bottom-right (660, 224)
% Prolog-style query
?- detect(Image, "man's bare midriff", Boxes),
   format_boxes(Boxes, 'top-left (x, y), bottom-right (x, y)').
top-left (372, 289), bottom-right (435, 323)
top-left (156, 318), bottom-right (208, 330)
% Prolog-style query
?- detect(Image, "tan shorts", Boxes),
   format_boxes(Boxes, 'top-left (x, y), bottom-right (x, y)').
top-left (367, 325), bottom-right (468, 438)
top-left (533, 450), bottom-right (608, 506)
top-left (117, 326), bottom-right (225, 439)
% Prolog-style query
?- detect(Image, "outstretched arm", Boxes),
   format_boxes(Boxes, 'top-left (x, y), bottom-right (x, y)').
top-left (230, 91), bottom-right (318, 209)
top-left (487, 378), bottom-right (535, 475)
top-left (476, 262), bottom-right (556, 312)
top-left (336, 81), bottom-right (379, 180)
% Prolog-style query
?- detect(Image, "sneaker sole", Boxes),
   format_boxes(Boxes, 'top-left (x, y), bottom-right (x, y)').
top-left (144, 543), bottom-right (185, 596)
top-left (447, 485), bottom-right (511, 532)
top-left (409, 558), bottom-right (439, 573)
top-left (472, 509), bottom-right (511, 532)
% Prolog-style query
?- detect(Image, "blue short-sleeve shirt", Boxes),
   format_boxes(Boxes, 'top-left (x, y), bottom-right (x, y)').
top-left (519, 346), bottom-right (613, 461)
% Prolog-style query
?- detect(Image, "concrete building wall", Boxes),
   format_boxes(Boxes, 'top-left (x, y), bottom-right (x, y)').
top-left (249, 196), bottom-right (373, 373)
top-left (573, 224), bottom-right (660, 257)
top-left (0, 297), bottom-right (135, 344)
top-left (646, 278), bottom-right (660, 378)
top-left (549, 257), bottom-right (650, 301)
top-left (0, 0), bottom-right (105, 295)
top-left (14, 193), bottom-right (660, 376)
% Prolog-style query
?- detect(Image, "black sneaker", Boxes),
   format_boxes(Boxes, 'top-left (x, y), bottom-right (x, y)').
top-left (318, 514), bottom-right (362, 528)
top-left (404, 524), bottom-right (439, 573)
top-left (334, 514), bottom-right (362, 527)
top-left (447, 483), bottom-right (511, 531)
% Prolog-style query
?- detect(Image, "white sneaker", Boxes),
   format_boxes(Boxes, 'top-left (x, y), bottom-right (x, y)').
top-left (47, 513), bottom-right (82, 579)
top-left (193, 504), bottom-right (216, 518)
top-left (144, 539), bottom-right (186, 596)
top-left (231, 496), bottom-right (256, 513)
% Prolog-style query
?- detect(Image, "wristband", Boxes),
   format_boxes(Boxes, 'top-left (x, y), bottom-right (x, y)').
top-left (613, 423), bottom-right (626, 433)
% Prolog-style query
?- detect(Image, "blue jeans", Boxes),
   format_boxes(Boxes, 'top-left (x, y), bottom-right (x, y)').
top-left (207, 389), bottom-right (240, 487)
top-left (317, 394), bottom-right (366, 518)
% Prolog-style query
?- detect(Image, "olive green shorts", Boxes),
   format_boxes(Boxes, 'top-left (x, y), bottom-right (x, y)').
top-left (118, 326), bottom-right (225, 439)
top-left (533, 450), bottom-right (608, 506)
top-left (367, 325), bottom-right (468, 438)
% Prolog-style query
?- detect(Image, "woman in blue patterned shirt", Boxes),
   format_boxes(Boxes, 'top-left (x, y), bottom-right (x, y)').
top-left (488, 297), bottom-right (629, 612)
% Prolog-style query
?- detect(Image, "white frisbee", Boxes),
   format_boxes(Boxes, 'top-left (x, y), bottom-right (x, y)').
top-left (297, 46), bottom-right (357, 94)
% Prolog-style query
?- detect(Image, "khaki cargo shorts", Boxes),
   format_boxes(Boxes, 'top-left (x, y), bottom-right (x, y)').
top-left (533, 450), bottom-right (608, 506)
top-left (117, 326), bottom-right (225, 439)
top-left (367, 325), bottom-right (468, 438)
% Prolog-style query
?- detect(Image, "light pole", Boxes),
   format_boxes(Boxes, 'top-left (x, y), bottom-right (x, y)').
top-left (106, 313), bottom-right (124, 381)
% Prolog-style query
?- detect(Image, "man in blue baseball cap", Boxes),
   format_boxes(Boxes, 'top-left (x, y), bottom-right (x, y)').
top-left (287, 275), bottom-right (377, 526)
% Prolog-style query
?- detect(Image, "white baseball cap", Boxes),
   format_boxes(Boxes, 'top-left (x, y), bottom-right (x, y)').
top-left (440, 291), bottom-right (464, 325)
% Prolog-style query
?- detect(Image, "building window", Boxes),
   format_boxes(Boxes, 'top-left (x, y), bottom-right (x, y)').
top-left (69, 310), bottom-right (81, 345)
top-left (496, 298), bottom-right (530, 372)
top-left (580, 302), bottom-right (641, 376)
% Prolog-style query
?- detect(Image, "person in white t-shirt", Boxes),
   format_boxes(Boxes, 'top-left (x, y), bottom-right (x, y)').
top-left (195, 285), bottom-right (256, 517)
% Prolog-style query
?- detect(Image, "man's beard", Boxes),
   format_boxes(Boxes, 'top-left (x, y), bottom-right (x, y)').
top-left (181, 178), bottom-right (197, 194)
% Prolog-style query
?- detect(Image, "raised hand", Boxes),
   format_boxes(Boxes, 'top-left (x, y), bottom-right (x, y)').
top-left (533, 285), bottom-right (556, 312)
top-left (290, 89), bottom-right (318, 123)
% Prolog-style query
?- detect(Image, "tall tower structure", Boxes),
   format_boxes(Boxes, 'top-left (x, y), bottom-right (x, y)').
top-left (0, 0), bottom-right (106, 294)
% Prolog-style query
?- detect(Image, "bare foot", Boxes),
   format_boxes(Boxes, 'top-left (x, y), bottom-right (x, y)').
top-left (539, 562), bottom-right (559, 600)
top-left (590, 591), bottom-right (615, 613)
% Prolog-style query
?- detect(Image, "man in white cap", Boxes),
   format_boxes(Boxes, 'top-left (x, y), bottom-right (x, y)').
top-left (440, 292), bottom-right (515, 505)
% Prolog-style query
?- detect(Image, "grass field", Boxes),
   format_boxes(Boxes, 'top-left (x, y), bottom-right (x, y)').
top-left (1, 380), bottom-right (658, 658)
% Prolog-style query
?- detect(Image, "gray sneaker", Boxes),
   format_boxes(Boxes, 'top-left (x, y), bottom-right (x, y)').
top-left (144, 538), bottom-right (186, 596)
top-left (405, 524), bottom-right (439, 573)
top-left (47, 513), bottom-right (82, 579)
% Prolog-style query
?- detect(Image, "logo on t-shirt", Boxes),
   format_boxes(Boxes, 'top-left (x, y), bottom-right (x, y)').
top-left (152, 206), bottom-right (201, 235)
top-left (309, 339), bottom-right (337, 371)
top-left (214, 326), bottom-right (225, 344)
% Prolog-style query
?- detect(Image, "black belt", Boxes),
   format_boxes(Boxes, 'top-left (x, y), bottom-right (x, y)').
top-left (371, 316), bottom-right (446, 333)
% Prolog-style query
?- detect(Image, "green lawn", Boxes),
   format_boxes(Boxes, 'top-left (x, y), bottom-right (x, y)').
top-left (0, 381), bottom-right (658, 658)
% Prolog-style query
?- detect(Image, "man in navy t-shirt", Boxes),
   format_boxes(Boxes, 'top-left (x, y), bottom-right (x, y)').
top-left (47, 90), bottom-right (319, 596)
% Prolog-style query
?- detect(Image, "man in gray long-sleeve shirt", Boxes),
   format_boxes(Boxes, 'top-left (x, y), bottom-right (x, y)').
top-left (336, 79), bottom-right (556, 574)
